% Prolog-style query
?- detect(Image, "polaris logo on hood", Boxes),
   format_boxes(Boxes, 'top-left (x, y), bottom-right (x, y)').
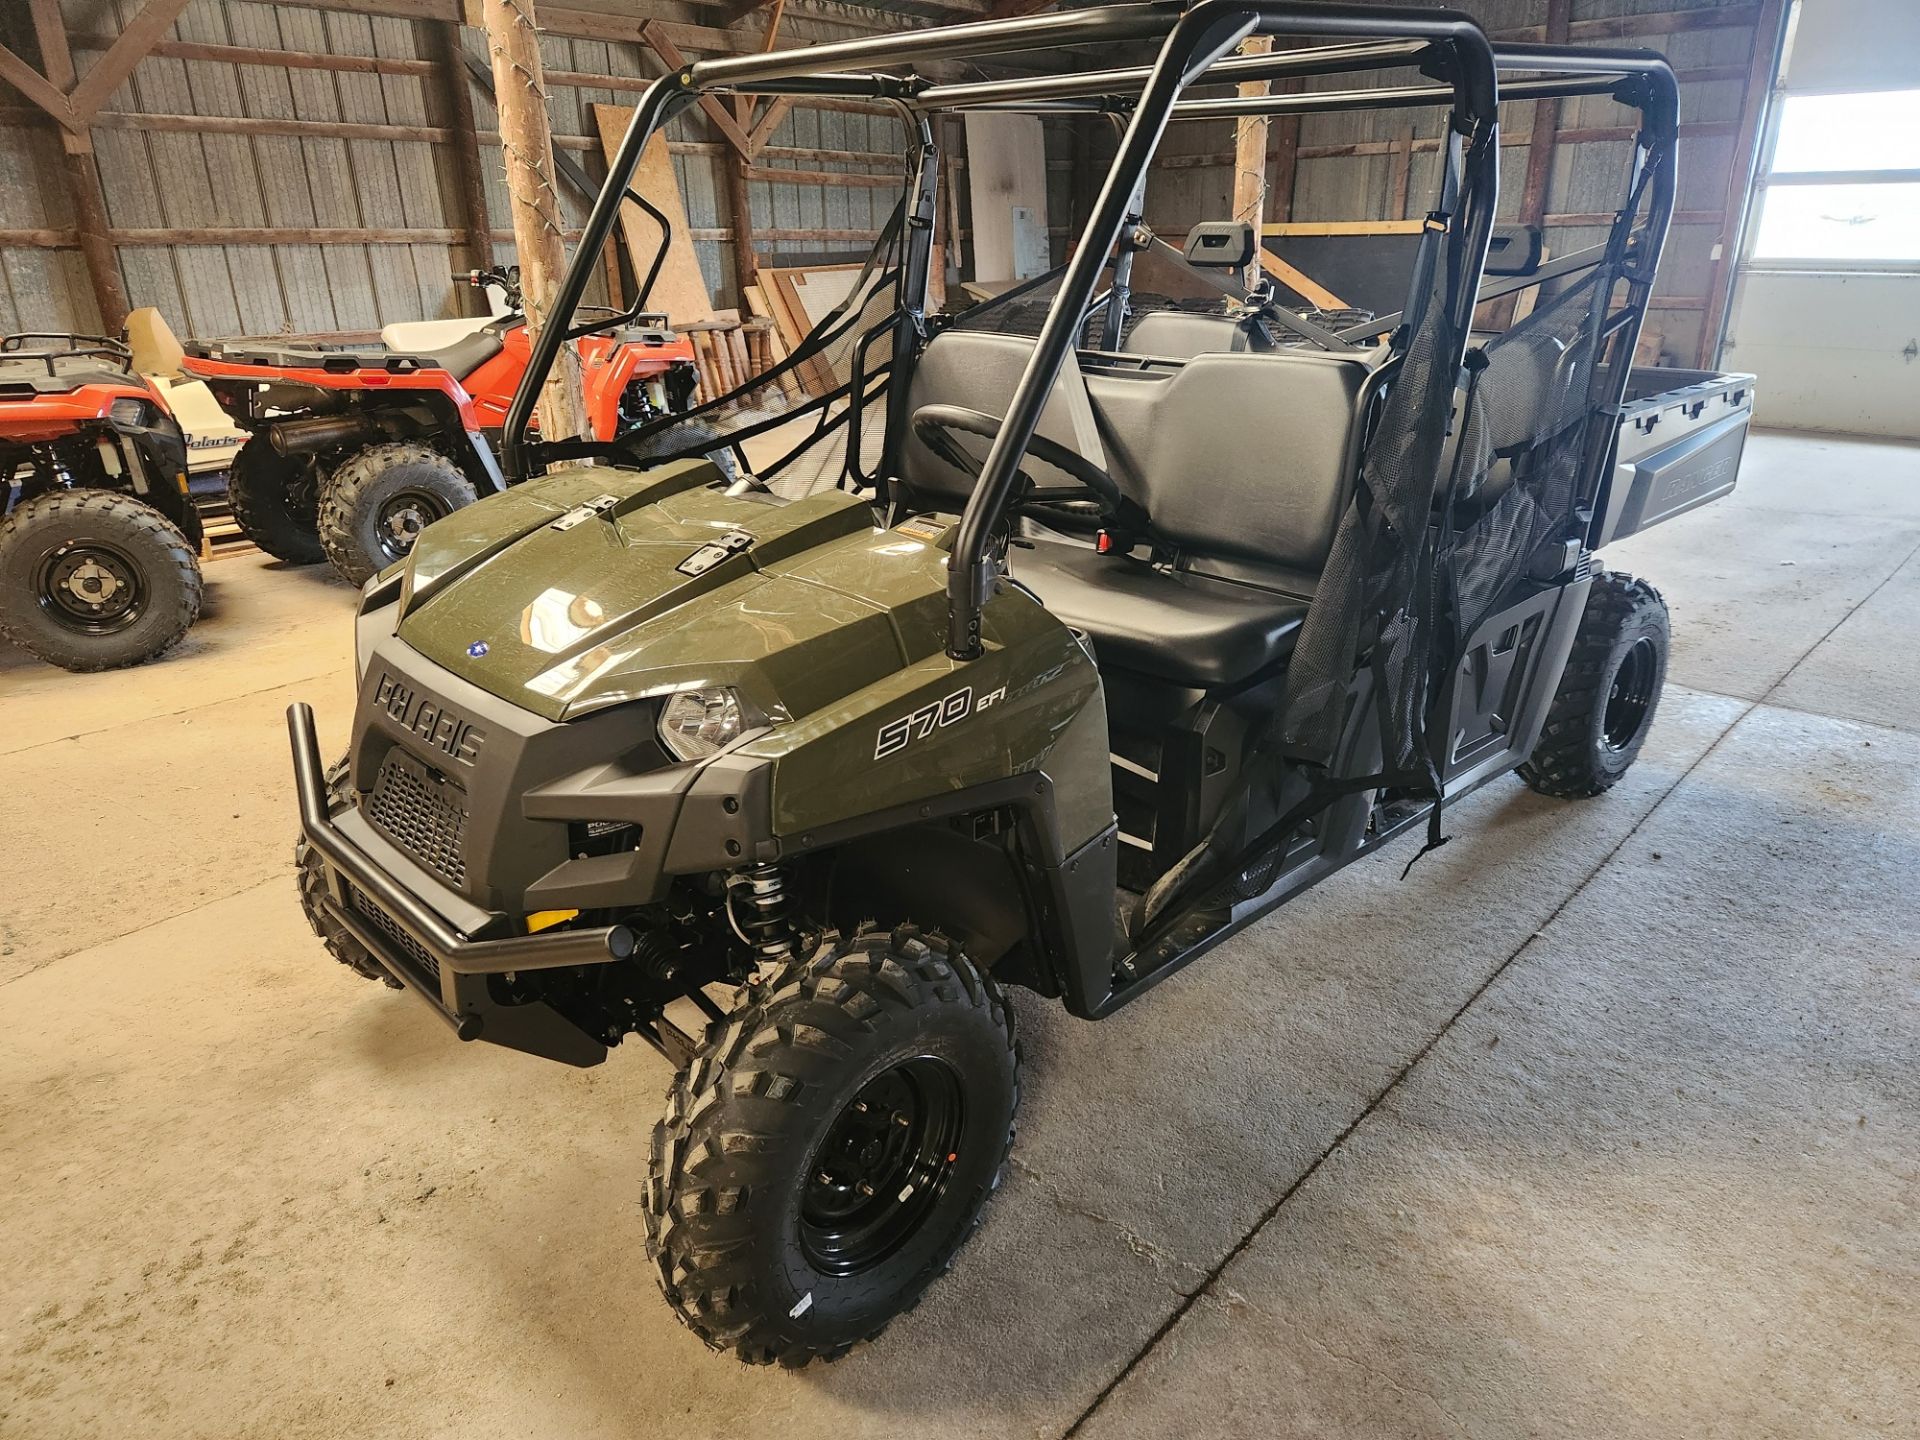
top-left (374, 672), bottom-right (487, 766)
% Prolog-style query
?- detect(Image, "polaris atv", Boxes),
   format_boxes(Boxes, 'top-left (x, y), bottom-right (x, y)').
top-left (0, 333), bottom-right (203, 671)
top-left (286, 3), bottom-right (1755, 1366)
top-left (182, 265), bottom-right (704, 585)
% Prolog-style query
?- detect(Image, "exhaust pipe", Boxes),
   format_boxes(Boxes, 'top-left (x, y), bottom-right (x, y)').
top-left (267, 412), bottom-right (378, 457)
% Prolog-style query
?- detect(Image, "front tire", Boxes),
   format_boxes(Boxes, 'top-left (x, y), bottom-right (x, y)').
top-left (0, 489), bottom-right (203, 672)
top-left (295, 756), bottom-right (402, 988)
top-left (645, 927), bottom-right (1019, 1366)
top-left (1519, 570), bottom-right (1669, 798)
top-left (227, 436), bottom-right (326, 565)
top-left (317, 442), bottom-right (477, 587)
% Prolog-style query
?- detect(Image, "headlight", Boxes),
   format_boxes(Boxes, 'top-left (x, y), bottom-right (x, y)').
top-left (658, 686), bottom-right (760, 762)
top-left (109, 398), bottom-right (149, 427)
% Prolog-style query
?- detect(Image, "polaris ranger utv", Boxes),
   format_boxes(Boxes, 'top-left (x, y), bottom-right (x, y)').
top-left (288, 2), bottom-right (1754, 1365)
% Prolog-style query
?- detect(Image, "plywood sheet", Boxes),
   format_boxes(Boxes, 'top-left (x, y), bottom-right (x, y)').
top-left (594, 103), bottom-right (716, 325)
top-left (963, 112), bottom-right (1049, 283)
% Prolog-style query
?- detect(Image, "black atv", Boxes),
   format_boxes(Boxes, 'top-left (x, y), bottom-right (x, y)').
top-left (0, 334), bottom-right (203, 671)
top-left (286, 3), bottom-right (1753, 1365)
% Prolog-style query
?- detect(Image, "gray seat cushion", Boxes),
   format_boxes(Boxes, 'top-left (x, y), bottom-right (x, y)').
top-left (1011, 540), bottom-right (1309, 688)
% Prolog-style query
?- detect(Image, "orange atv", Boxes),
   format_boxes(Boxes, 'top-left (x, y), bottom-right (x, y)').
top-left (0, 333), bottom-right (203, 672)
top-left (182, 267), bottom-right (709, 585)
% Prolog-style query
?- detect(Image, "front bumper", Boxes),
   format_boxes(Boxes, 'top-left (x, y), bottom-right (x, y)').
top-left (289, 702), bottom-right (632, 1066)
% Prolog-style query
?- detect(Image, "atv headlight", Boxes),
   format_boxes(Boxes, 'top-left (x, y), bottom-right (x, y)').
top-left (658, 686), bottom-right (759, 762)
top-left (109, 397), bottom-right (150, 427)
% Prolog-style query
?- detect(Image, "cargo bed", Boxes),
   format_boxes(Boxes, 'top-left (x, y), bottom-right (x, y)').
top-left (1594, 367), bottom-right (1755, 547)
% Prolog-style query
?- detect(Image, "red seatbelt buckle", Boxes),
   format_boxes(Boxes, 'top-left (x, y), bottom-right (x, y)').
top-left (1096, 530), bottom-right (1117, 555)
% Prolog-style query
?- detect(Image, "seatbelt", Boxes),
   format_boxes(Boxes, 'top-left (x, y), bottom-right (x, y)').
top-left (1053, 348), bottom-right (1109, 476)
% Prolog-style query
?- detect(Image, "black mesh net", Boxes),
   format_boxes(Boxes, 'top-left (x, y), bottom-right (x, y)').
top-left (1445, 271), bottom-right (1609, 650)
top-left (602, 205), bottom-right (907, 498)
top-left (1278, 233), bottom-right (1462, 774)
top-left (1281, 245), bottom-right (1615, 781)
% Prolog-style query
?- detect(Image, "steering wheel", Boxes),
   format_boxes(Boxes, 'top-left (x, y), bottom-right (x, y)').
top-left (911, 404), bottom-right (1149, 534)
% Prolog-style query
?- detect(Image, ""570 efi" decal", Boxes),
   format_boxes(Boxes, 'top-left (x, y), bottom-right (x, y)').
top-left (873, 683), bottom-right (1007, 760)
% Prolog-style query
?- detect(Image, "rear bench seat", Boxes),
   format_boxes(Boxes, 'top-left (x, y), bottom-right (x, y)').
top-left (899, 329), bottom-right (1377, 689)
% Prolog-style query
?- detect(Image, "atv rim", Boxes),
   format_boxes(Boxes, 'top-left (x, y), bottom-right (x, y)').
top-left (799, 1057), bottom-right (965, 1276)
top-left (374, 487), bottom-right (452, 565)
top-left (1603, 636), bottom-right (1657, 751)
top-left (35, 540), bottom-right (147, 634)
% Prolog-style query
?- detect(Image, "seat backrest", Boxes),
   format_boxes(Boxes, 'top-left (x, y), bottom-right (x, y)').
top-left (899, 328), bottom-right (1371, 579)
top-left (1119, 310), bottom-right (1250, 359)
top-left (1129, 350), bottom-right (1369, 574)
top-left (899, 330), bottom-right (1121, 507)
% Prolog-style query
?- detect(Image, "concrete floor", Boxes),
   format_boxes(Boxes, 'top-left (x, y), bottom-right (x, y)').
top-left (2, 429), bottom-right (1915, 1438)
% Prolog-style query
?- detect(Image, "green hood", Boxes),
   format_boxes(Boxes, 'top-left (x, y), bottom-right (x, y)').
top-left (394, 461), bottom-right (955, 724)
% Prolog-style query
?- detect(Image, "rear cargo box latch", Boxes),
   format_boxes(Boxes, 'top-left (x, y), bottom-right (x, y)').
top-left (676, 530), bottom-right (755, 577)
top-left (550, 494), bottom-right (622, 531)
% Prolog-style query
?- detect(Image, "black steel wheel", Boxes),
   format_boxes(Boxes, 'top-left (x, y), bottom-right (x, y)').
top-left (645, 926), bottom-right (1019, 1366)
top-left (0, 489), bottom-right (202, 671)
top-left (227, 435), bottom-right (327, 565)
top-left (317, 441), bottom-right (477, 586)
top-left (294, 755), bottom-right (402, 988)
top-left (799, 1057), bottom-right (966, 1276)
top-left (1519, 570), bottom-right (1670, 798)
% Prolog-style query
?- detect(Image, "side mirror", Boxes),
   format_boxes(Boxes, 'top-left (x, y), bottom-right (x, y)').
top-left (1485, 224), bottom-right (1545, 277)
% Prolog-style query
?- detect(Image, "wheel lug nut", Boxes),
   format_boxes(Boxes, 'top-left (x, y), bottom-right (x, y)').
top-left (856, 1181), bottom-right (875, 1197)
top-left (892, 1113), bottom-right (909, 1127)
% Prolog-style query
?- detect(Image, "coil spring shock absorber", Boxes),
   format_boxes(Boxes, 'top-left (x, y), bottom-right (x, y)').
top-left (729, 862), bottom-right (793, 967)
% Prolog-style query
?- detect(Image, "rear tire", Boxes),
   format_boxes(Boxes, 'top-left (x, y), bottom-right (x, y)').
top-left (318, 442), bottom-right (477, 587)
top-left (645, 926), bottom-right (1018, 1366)
top-left (227, 436), bottom-right (326, 565)
top-left (1519, 570), bottom-right (1669, 798)
top-left (295, 755), bottom-right (402, 988)
top-left (0, 489), bottom-right (203, 672)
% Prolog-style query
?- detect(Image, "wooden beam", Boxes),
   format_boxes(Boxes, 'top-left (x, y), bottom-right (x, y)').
top-left (437, 22), bottom-right (495, 273)
top-left (747, 96), bottom-right (794, 157)
top-left (68, 0), bottom-right (193, 126)
top-left (0, 40), bottom-right (71, 122)
top-left (638, 21), bottom-right (756, 158)
top-left (1268, 78), bottom-right (1302, 225)
top-left (1256, 251), bottom-right (1346, 311)
top-left (1231, 36), bottom-right (1272, 290)
top-left (28, 0), bottom-right (74, 89)
top-left (67, 33), bottom-right (436, 78)
top-left (482, 0), bottom-right (586, 441)
top-left (743, 164), bottom-right (898, 188)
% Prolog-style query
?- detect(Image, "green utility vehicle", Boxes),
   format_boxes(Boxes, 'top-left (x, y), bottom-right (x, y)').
top-left (288, 2), bottom-right (1754, 1364)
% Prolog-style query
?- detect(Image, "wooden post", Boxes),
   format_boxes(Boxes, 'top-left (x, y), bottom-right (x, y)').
top-left (61, 138), bottom-right (129, 333)
top-left (726, 154), bottom-right (758, 298)
top-left (436, 21), bottom-right (495, 288)
top-left (479, 0), bottom-right (586, 442)
top-left (1231, 36), bottom-right (1272, 290)
top-left (25, 0), bottom-right (128, 332)
top-left (1268, 78), bottom-right (1302, 226)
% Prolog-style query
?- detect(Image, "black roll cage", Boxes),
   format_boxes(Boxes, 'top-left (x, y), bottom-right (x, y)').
top-left (503, 1), bottom-right (1678, 663)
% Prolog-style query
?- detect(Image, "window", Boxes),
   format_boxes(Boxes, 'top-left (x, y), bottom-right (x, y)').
top-left (1752, 89), bottom-right (1920, 264)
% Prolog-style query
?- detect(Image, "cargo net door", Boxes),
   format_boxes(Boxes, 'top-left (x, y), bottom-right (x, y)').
top-left (1280, 252), bottom-right (1616, 784)
top-left (609, 207), bottom-right (907, 497)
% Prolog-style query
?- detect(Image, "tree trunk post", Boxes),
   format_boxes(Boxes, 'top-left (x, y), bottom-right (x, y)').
top-left (479, 0), bottom-right (586, 442)
top-left (1231, 36), bottom-right (1272, 292)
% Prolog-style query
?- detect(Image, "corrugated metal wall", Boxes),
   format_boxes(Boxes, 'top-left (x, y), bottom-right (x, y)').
top-left (0, 0), bottom-right (916, 340)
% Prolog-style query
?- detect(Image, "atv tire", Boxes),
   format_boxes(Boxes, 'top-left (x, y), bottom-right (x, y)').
top-left (645, 927), bottom-right (1018, 1366)
top-left (295, 755), bottom-right (402, 989)
top-left (228, 435), bottom-right (327, 565)
top-left (0, 489), bottom-right (203, 672)
top-left (318, 442), bottom-right (477, 587)
top-left (1519, 570), bottom-right (1669, 798)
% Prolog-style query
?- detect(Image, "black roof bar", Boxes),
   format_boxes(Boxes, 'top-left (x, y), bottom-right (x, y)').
top-left (915, 38), bottom-right (1431, 110)
top-left (688, 2), bottom-right (1184, 88)
top-left (1166, 71), bottom-right (1627, 120)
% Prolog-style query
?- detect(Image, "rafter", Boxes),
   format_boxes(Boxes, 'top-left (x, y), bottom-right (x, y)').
top-left (68, 0), bottom-right (192, 124)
